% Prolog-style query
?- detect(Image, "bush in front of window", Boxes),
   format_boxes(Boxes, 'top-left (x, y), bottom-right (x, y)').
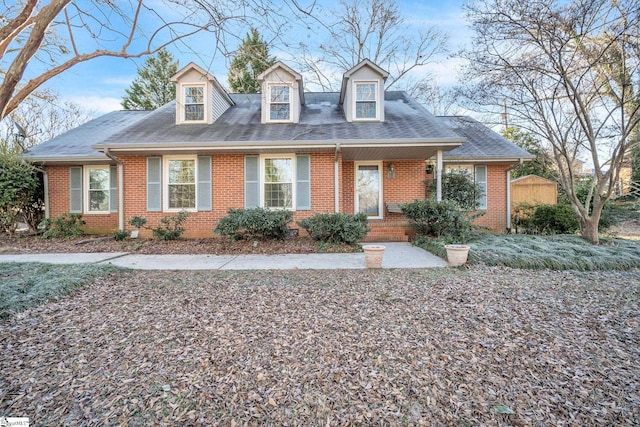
top-left (214, 207), bottom-right (293, 240)
top-left (41, 213), bottom-right (86, 239)
top-left (425, 170), bottom-right (483, 211)
top-left (152, 211), bottom-right (190, 241)
top-left (401, 199), bottom-right (482, 243)
top-left (297, 212), bottom-right (369, 244)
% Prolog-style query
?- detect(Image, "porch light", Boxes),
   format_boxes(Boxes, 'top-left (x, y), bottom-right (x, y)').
top-left (386, 163), bottom-right (396, 179)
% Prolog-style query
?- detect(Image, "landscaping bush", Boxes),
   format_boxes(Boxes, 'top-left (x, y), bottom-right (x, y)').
top-left (426, 170), bottom-right (482, 210)
top-left (214, 207), bottom-right (293, 240)
top-left (41, 213), bottom-right (85, 239)
top-left (152, 211), bottom-right (189, 240)
top-left (113, 230), bottom-right (130, 241)
top-left (401, 199), bottom-right (474, 241)
top-left (529, 203), bottom-right (579, 234)
top-left (0, 158), bottom-right (43, 234)
top-left (298, 212), bottom-right (368, 244)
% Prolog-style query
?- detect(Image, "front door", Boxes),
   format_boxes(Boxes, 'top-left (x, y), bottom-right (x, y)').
top-left (355, 162), bottom-right (383, 219)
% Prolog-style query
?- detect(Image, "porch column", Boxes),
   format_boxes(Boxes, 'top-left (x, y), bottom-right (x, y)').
top-left (334, 144), bottom-right (341, 213)
top-left (436, 149), bottom-right (443, 202)
top-left (118, 163), bottom-right (124, 231)
top-left (506, 169), bottom-right (512, 232)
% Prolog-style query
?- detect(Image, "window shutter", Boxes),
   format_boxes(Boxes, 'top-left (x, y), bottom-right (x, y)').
top-left (475, 165), bottom-right (487, 209)
top-left (69, 166), bottom-right (83, 213)
top-left (147, 157), bottom-right (162, 212)
top-left (244, 156), bottom-right (260, 208)
top-left (296, 155), bottom-right (311, 210)
top-left (197, 156), bottom-right (212, 211)
top-left (109, 165), bottom-right (118, 213)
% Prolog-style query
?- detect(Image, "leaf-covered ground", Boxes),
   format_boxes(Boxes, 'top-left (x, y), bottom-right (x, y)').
top-left (1, 267), bottom-right (638, 425)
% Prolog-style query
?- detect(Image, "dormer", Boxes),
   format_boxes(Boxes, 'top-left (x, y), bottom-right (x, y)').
top-left (339, 59), bottom-right (389, 123)
top-left (257, 61), bottom-right (304, 124)
top-left (171, 62), bottom-right (234, 125)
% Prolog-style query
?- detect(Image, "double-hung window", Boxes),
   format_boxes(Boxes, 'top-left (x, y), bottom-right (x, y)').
top-left (269, 85), bottom-right (290, 121)
top-left (85, 166), bottom-right (110, 213)
top-left (184, 85), bottom-right (205, 121)
top-left (354, 82), bottom-right (378, 120)
top-left (444, 164), bottom-right (487, 209)
top-left (262, 156), bottom-right (294, 209)
top-left (165, 157), bottom-right (196, 211)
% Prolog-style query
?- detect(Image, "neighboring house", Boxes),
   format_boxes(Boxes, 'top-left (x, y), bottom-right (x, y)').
top-left (24, 59), bottom-right (533, 240)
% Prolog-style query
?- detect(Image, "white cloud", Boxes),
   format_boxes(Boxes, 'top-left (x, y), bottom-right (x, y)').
top-left (67, 96), bottom-right (123, 116)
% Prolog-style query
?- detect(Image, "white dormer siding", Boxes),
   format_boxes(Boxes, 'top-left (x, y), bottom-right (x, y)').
top-left (339, 59), bottom-right (389, 123)
top-left (257, 62), bottom-right (304, 124)
top-left (171, 62), bottom-right (234, 125)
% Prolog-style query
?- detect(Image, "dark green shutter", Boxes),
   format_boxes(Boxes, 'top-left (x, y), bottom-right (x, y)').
top-left (147, 157), bottom-right (162, 212)
top-left (197, 156), bottom-right (212, 211)
top-left (245, 156), bottom-right (259, 208)
top-left (69, 166), bottom-right (83, 213)
top-left (109, 165), bottom-right (117, 213)
top-left (296, 155), bottom-right (311, 210)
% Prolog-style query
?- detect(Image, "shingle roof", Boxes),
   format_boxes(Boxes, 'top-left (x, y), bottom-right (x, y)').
top-left (24, 110), bottom-right (150, 161)
top-left (94, 91), bottom-right (462, 148)
top-left (438, 116), bottom-right (535, 161)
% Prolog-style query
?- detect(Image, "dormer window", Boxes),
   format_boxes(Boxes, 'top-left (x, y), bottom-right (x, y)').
top-left (269, 84), bottom-right (291, 121)
top-left (184, 85), bottom-right (205, 121)
top-left (354, 82), bottom-right (378, 120)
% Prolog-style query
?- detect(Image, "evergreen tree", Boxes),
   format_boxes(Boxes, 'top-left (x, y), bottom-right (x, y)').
top-left (228, 28), bottom-right (276, 93)
top-left (503, 127), bottom-right (556, 180)
top-left (122, 48), bottom-right (178, 110)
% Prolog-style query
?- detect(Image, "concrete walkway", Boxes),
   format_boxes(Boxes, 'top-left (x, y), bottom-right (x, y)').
top-left (0, 242), bottom-right (447, 270)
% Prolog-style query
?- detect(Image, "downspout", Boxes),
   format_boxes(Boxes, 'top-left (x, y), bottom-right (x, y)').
top-left (104, 149), bottom-right (124, 231)
top-left (334, 143), bottom-right (341, 213)
top-left (436, 149), bottom-right (443, 201)
top-left (506, 168), bottom-right (511, 233)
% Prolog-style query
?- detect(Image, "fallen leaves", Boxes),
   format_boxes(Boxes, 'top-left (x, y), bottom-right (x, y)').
top-left (1, 267), bottom-right (639, 425)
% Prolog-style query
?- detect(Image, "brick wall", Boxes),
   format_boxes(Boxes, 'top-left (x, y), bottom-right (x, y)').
top-left (45, 157), bottom-right (511, 237)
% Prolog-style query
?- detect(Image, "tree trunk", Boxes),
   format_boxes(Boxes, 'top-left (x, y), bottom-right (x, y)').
top-left (579, 208), bottom-right (602, 244)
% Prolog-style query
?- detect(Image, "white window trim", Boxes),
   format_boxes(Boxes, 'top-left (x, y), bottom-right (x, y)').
top-left (444, 164), bottom-right (488, 210)
top-left (180, 83), bottom-right (207, 124)
top-left (353, 80), bottom-right (379, 121)
top-left (84, 165), bottom-right (110, 214)
top-left (163, 155), bottom-right (198, 212)
top-left (259, 154), bottom-right (296, 210)
top-left (267, 83), bottom-right (293, 123)
top-left (354, 161), bottom-right (384, 220)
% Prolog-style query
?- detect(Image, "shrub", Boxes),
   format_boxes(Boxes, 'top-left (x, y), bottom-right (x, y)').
top-left (128, 216), bottom-right (148, 229)
top-left (151, 211), bottom-right (189, 240)
top-left (41, 213), bottom-right (85, 239)
top-left (298, 212), bottom-right (368, 244)
top-left (214, 207), bottom-right (293, 240)
top-left (426, 170), bottom-right (482, 210)
top-left (0, 158), bottom-right (43, 234)
top-left (401, 199), bottom-right (469, 240)
top-left (113, 230), bottom-right (130, 241)
top-left (529, 203), bottom-right (579, 234)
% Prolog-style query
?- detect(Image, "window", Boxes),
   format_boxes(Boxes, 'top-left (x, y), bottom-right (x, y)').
top-left (263, 156), bottom-right (293, 208)
top-left (269, 85), bottom-right (290, 121)
top-left (184, 85), bottom-right (205, 121)
top-left (85, 166), bottom-right (110, 213)
top-left (165, 157), bottom-right (196, 210)
top-left (355, 82), bottom-right (377, 120)
top-left (444, 164), bottom-right (487, 210)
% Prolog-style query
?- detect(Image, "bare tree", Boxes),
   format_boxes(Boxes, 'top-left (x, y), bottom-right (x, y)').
top-left (287, 0), bottom-right (448, 92)
top-left (0, 0), bottom-right (291, 120)
top-left (460, 0), bottom-right (640, 243)
top-left (0, 89), bottom-right (89, 156)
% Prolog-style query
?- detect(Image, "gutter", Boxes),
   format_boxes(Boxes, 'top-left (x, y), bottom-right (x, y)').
top-left (104, 149), bottom-right (124, 232)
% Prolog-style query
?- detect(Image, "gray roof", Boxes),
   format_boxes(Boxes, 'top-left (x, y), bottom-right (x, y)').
top-left (24, 110), bottom-right (150, 161)
top-left (95, 92), bottom-right (462, 148)
top-left (438, 116), bottom-right (535, 161)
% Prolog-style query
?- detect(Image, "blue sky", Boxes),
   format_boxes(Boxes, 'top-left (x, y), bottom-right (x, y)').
top-left (43, 0), bottom-right (471, 115)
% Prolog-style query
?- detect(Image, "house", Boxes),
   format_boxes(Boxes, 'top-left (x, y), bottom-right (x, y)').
top-left (24, 59), bottom-right (533, 240)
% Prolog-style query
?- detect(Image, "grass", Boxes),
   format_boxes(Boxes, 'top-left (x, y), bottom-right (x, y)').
top-left (416, 233), bottom-right (640, 271)
top-left (0, 262), bottom-right (120, 319)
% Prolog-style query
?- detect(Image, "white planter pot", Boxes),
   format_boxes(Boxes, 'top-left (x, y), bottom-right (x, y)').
top-left (444, 244), bottom-right (470, 267)
top-left (363, 245), bottom-right (385, 268)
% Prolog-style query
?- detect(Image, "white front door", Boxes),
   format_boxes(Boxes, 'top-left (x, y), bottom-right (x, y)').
top-left (355, 162), bottom-right (383, 219)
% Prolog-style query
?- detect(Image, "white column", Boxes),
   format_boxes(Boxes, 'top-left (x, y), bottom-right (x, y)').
top-left (118, 163), bottom-right (124, 231)
top-left (436, 150), bottom-right (443, 202)
top-left (334, 145), bottom-right (341, 212)
top-left (506, 169), bottom-right (512, 232)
